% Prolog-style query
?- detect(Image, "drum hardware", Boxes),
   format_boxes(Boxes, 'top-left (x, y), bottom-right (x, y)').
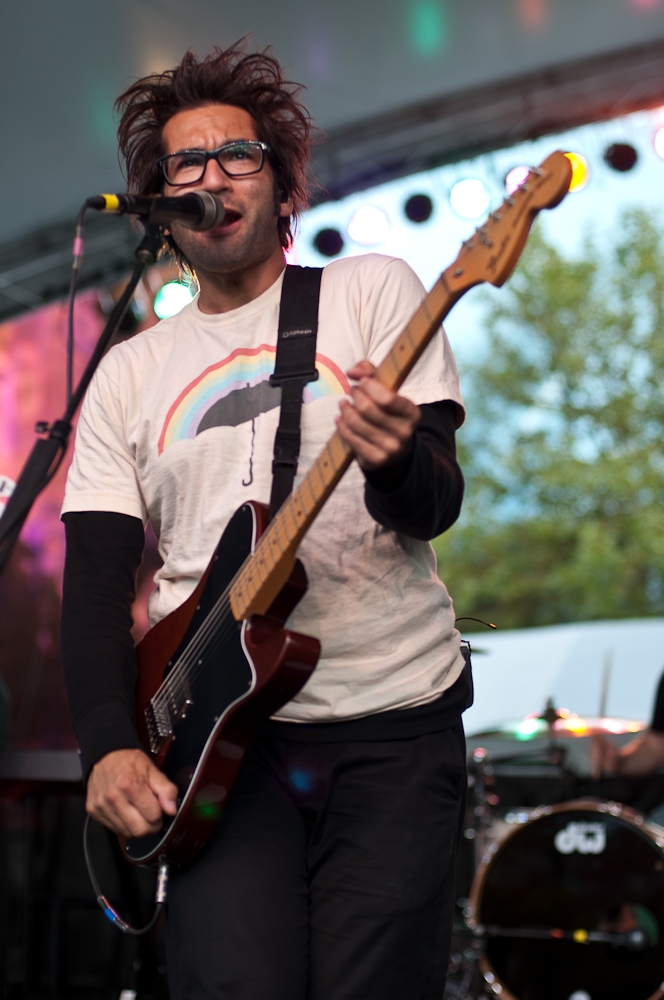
top-left (445, 946), bottom-right (483, 999)
top-left (467, 744), bottom-right (578, 876)
top-left (444, 938), bottom-right (496, 1000)
top-left (539, 696), bottom-right (564, 726)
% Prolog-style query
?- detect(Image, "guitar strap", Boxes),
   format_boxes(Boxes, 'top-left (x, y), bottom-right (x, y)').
top-left (269, 264), bottom-right (323, 520)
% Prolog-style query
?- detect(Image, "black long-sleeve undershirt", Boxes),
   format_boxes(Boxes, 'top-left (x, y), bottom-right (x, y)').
top-left (364, 400), bottom-right (463, 540)
top-left (61, 400), bottom-right (464, 778)
top-left (61, 511), bottom-right (146, 779)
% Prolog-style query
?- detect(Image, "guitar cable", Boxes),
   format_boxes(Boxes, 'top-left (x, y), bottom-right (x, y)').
top-left (83, 814), bottom-right (170, 935)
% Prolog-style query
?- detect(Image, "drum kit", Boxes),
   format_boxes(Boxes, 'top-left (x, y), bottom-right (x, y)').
top-left (445, 700), bottom-right (664, 1000)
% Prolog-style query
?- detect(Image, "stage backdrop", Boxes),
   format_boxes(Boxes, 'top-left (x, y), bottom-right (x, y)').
top-left (0, 293), bottom-right (160, 749)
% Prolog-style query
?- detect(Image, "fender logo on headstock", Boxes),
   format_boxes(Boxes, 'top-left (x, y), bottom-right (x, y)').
top-left (445, 152), bottom-right (572, 294)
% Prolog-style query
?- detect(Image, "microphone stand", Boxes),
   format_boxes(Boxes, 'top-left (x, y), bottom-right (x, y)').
top-left (0, 223), bottom-right (164, 577)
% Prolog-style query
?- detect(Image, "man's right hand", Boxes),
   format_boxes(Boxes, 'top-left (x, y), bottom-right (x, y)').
top-left (87, 748), bottom-right (178, 838)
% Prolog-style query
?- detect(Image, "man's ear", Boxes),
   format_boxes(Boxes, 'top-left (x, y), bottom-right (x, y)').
top-left (279, 192), bottom-right (294, 218)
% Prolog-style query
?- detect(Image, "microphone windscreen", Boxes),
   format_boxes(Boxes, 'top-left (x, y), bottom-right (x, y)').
top-left (194, 193), bottom-right (225, 231)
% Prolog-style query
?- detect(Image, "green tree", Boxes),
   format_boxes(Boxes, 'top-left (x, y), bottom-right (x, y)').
top-left (434, 208), bottom-right (664, 628)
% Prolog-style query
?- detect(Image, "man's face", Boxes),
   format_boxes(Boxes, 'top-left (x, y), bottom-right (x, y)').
top-left (161, 104), bottom-right (292, 276)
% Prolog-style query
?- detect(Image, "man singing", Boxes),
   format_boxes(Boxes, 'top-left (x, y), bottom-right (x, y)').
top-left (61, 42), bottom-right (470, 999)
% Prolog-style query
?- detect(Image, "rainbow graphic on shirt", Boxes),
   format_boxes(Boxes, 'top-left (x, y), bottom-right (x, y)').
top-left (158, 344), bottom-right (350, 455)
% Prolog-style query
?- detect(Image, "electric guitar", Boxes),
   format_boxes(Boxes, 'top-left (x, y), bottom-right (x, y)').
top-left (124, 150), bottom-right (573, 867)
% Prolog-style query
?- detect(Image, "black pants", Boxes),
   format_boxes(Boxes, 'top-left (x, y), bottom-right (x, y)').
top-left (166, 722), bottom-right (467, 1000)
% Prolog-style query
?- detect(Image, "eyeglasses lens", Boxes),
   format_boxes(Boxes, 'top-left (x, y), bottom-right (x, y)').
top-left (164, 143), bottom-right (264, 184)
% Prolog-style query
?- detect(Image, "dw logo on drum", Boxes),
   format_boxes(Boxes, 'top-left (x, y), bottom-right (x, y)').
top-left (554, 820), bottom-right (607, 855)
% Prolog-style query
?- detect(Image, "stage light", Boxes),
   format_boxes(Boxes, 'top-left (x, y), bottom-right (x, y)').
top-left (409, 0), bottom-right (447, 57)
top-left (449, 179), bottom-right (490, 219)
top-left (654, 126), bottom-right (664, 160)
top-left (404, 194), bottom-right (433, 223)
top-left (515, 718), bottom-right (543, 741)
top-left (505, 166), bottom-right (530, 195)
top-left (153, 280), bottom-right (195, 319)
top-left (518, 0), bottom-right (547, 28)
top-left (313, 228), bottom-right (344, 257)
top-left (564, 152), bottom-right (589, 192)
top-left (604, 143), bottom-right (638, 172)
top-left (602, 718), bottom-right (626, 734)
top-left (559, 716), bottom-right (587, 735)
top-left (348, 206), bottom-right (390, 245)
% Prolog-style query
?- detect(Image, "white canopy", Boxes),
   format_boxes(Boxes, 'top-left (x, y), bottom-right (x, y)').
top-left (2, 0), bottom-right (664, 244)
top-left (461, 618), bottom-right (664, 736)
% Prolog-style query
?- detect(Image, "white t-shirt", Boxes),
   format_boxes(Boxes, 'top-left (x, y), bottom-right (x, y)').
top-left (62, 253), bottom-right (467, 723)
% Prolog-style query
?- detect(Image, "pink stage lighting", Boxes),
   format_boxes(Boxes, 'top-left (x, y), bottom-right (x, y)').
top-left (519, 0), bottom-right (547, 29)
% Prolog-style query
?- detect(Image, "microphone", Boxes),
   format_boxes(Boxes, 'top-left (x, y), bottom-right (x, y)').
top-left (85, 192), bottom-right (225, 231)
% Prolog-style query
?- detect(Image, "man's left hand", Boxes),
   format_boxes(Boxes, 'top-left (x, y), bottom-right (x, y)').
top-left (336, 361), bottom-right (421, 472)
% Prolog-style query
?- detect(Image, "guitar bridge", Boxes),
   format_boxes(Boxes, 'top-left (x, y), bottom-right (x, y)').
top-left (145, 698), bottom-right (174, 754)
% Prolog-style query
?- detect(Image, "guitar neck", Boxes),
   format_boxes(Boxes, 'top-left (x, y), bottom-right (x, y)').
top-left (229, 270), bottom-right (460, 620)
top-left (373, 273), bottom-right (461, 391)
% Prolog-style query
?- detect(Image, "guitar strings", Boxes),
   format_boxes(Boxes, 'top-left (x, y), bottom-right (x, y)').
top-left (158, 602), bottom-right (237, 711)
top-left (153, 585), bottom-right (236, 711)
top-left (152, 465), bottom-right (322, 715)
top-left (152, 562), bottom-right (246, 710)
top-left (150, 510), bottom-right (289, 717)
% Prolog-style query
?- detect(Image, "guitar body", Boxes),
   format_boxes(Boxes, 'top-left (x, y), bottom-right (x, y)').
top-left (124, 500), bottom-right (320, 867)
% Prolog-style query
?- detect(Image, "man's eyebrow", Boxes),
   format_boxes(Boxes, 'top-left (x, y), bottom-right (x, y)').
top-left (168, 138), bottom-right (257, 154)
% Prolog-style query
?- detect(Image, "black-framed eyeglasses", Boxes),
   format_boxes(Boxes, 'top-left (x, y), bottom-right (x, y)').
top-left (157, 140), bottom-right (272, 187)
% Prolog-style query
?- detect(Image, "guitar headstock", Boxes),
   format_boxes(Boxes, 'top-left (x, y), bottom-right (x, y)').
top-left (443, 150), bottom-right (573, 294)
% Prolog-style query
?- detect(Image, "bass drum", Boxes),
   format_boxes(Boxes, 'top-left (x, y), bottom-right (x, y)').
top-left (466, 800), bottom-right (664, 1000)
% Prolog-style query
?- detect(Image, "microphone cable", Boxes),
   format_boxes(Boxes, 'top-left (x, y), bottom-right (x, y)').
top-left (83, 814), bottom-right (170, 936)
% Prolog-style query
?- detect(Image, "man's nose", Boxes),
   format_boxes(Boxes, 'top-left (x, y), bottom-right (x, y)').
top-left (200, 157), bottom-right (232, 193)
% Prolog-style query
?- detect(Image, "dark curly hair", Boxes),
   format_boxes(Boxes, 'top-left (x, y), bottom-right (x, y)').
top-left (115, 42), bottom-right (312, 253)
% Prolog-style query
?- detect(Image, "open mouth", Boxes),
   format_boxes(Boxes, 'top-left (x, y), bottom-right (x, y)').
top-left (217, 209), bottom-right (242, 229)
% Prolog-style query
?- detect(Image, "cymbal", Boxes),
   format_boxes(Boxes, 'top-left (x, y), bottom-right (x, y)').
top-left (473, 715), bottom-right (645, 742)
